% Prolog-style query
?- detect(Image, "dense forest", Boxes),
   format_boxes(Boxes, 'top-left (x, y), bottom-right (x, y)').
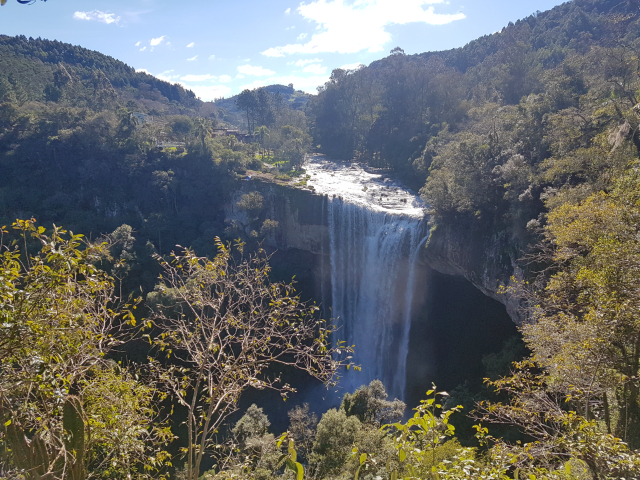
top-left (3, 0), bottom-right (640, 479)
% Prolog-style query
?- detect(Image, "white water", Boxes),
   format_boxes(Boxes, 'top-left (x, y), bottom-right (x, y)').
top-left (304, 156), bottom-right (428, 400)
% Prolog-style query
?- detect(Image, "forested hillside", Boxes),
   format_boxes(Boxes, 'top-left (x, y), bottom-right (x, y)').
top-left (308, 0), bottom-right (640, 232)
top-left (0, 35), bottom-right (311, 295)
top-left (0, 35), bottom-right (200, 110)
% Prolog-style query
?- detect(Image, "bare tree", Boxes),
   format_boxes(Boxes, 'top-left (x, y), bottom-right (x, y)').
top-left (148, 239), bottom-right (354, 480)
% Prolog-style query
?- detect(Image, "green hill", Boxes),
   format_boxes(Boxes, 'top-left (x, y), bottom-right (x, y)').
top-left (0, 34), bottom-right (201, 113)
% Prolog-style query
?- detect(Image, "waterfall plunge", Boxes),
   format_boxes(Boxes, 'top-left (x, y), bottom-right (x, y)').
top-left (306, 157), bottom-right (428, 400)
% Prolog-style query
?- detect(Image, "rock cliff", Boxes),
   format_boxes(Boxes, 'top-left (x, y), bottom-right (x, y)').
top-left (226, 177), bottom-right (523, 324)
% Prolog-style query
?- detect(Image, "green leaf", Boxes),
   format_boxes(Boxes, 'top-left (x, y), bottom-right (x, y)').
top-left (360, 453), bottom-right (367, 465)
top-left (4, 419), bottom-right (10, 427)
top-left (399, 448), bottom-right (406, 462)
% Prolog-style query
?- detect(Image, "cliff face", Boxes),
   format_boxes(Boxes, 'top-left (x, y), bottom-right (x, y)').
top-left (226, 178), bottom-right (523, 324)
top-left (225, 179), bottom-right (329, 254)
top-left (420, 222), bottom-right (525, 324)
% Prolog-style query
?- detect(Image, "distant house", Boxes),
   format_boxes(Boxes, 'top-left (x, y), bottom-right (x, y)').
top-left (212, 128), bottom-right (253, 142)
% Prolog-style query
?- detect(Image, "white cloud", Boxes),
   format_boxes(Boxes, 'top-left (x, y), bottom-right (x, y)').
top-left (340, 62), bottom-right (364, 70)
top-left (135, 41), bottom-right (141, 47)
top-left (237, 64), bottom-right (276, 76)
top-left (294, 58), bottom-right (322, 67)
top-left (262, 0), bottom-right (465, 57)
top-left (209, 54), bottom-right (216, 60)
top-left (180, 74), bottom-right (217, 82)
top-left (140, 46), bottom-right (147, 52)
top-left (73, 10), bottom-right (121, 24)
top-left (297, 33), bottom-right (308, 40)
top-left (150, 36), bottom-right (166, 46)
top-left (187, 42), bottom-right (195, 48)
top-left (239, 74), bottom-right (329, 94)
top-left (156, 70), bottom-right (179, 82)
top-left (136, 68), bottom-right (151, 74)
top-left (285, 7), bottom-right (291, 14)
top-left (179, 83), bottom-right (232, 101)
top-left (303, 64), bottom-right (327, 75)
top-left (218, 75), bottom-right (232, 83)
top-left (187, 55), bottom-right (199, 61)
top-left (236, 74), bottom-right (245, 79)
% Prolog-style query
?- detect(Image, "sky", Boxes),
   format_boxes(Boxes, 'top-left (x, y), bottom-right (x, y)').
top-left (0, 0), bottom-right (569, 101)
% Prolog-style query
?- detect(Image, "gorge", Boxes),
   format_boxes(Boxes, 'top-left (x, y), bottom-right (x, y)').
top-left (227, 156), bottom-right (518, 405)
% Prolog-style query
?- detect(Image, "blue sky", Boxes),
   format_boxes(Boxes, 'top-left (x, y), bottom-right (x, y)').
top-left (0, 0), bottom-right (568, 100)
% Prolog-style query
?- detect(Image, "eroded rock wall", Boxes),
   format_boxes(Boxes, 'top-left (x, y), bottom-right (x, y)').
top-left (226, 179), bottom-right (523, 324)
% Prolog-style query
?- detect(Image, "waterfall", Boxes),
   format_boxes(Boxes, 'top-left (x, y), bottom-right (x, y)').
top-left (327, 199), bottom-right (426, 399)
top-left (305, 156), bottom-right (428, 400)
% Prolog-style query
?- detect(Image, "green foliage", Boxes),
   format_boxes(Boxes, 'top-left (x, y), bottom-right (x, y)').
top-left (148, 239), bottom-right (353, 480)
top-left (310, 408), bottom-right (361, 478)
top-left (0, 220), bottom-right (171, 480)
top-left (287, 404), bottom-right (317, 463)
top-left (237, 191), bottom-right (264, 219)
top-left (341, 379), bottom-right (406, 426)
top-left (233, 405), bottom-right (271, 444)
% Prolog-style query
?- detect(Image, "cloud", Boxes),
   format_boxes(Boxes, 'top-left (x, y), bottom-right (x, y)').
top-left (140, 46), bottom-right (147, 52)
top-left (73, 10), bottom-right (121, 24)
top-left (297, 33), bottom-right (308, 40)
top-left (218, 75), bottom-right (232, 83)
top-left (239, 74), bottom-right (329, 94)
top-left (150, 36), bottom-right (166, 46)
top-left (179, 83), bottom-right (232, 101)
top-left (261, 0), bottom-right (465, 57)
top-left (340, 62), bottom-right (364, 70)
top-left (135, 41), bottom-right (141, 47)
top-left (285, 7), bottom-right (291, 14)
top-left (187, 42), bottom-right (195, 48)
top-left (209, 55), bottom-right (216, 60)
top-left (136, 68), bottom-right (151, 75)
top-left (156, 70), bottom-right (179, 82)
top-left (187, 55), bottom-right (199, 61)
top-left (237, 64), bottom-right (276, 76)
top-left (180, 74), bottom-right (217, 82)
top-left (303, 64), bottom-right (327, 75)
top-left (294, 58), bottom-right (322, 67)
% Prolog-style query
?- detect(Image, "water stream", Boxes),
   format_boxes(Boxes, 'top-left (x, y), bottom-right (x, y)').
top-left (304, 156), bottom-right (429, 400)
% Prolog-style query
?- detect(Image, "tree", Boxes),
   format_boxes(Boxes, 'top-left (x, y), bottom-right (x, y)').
top-left (235, 89), bottom-right (258, 134)
top-left (236, 191), bottom-right (264, 222)
top-left (171, 117), bottom-right (192, 143)
top-left (310, 408), bottom-right (361, 479)
top-left (521, 166), bottom-right (640, 447)
top-left (253, 125), bottom-right (270, 160)
top-left (275, 125), bottom-right (311, 169)
top-left (148, 239), bottom-right (353, 480)
top-left (0, 220), bottom-right (171, 480)
top-left (341, 379), bottom-right (405, 426)
top-left (287, 404), bottom-right (317, 463)
top-left (194, 117), bottom-right (213, 151)
top-left (232, 404), bottom-right (270, 444)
